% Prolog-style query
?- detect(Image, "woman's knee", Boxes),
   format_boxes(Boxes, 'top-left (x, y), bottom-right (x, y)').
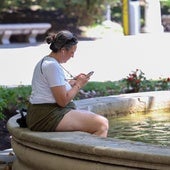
top-left (102, 117), bottom-right (109, 131)
top-left (96, 115), bottom-right (109, 131)
top-left (92, 115), bottom-right (109, 137)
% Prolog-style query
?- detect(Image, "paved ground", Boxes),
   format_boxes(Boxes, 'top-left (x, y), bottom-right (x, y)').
top-left (0, 32), bottom-right (170, 86)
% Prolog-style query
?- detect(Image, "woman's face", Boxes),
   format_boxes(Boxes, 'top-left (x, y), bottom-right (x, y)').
top-left (61, 45), bottom-right (77, 63)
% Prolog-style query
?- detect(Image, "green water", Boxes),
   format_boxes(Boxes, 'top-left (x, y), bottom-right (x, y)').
top-left (108, 111), bottom-right (170, 146)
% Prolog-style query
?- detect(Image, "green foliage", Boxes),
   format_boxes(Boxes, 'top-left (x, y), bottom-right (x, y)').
top-left (0, 0), bottom-right (122, 25)
top-left (160, 0), bottom-right (170, 6)
top-left (0, 96), bottom-right (7, 120)
top-left (0, 0), bottom-right (169, 26)
top-left (82, 81), bottom-right (123, 95)
top-left (156, 77), bottom-right (170, 90)
top-left (0, 87), bottom-right (12, 119)
top-left (0, 85), bottom-right (31, 120)
top-left (123, 69), bottom-right (146, 93)
top-left (123, 69), bottom-right (170, 93)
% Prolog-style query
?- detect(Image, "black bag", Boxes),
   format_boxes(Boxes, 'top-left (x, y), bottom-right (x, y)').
top-left (16, 108), bottom-right (28, 128)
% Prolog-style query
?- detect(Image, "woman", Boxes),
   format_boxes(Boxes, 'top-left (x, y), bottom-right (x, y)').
top-left (26, 30), bottom-right (109, 137)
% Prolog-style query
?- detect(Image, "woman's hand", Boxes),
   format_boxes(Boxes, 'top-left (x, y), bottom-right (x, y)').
top-left (69, 79), bottom-right (76, 87)
top-left (51, 73), bottom-right (89, 107)
top-left (74, 73), bottom-right (90, 88)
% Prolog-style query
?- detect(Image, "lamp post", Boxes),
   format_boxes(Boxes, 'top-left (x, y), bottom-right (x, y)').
top-left (122, 0), bottom-right (130, 35)
top-left (122, 0), bottom-right (141, 35)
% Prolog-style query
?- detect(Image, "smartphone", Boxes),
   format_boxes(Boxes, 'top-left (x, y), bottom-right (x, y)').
top-left (86, 71), bottom-right (94, 77)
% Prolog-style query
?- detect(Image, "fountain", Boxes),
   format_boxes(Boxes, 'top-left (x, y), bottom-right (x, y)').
top-left (7, 91), bottom-right (170, 170)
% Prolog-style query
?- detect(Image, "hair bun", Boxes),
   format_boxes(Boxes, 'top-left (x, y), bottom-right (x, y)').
top-left (46, 33), bottom-right (56, 44)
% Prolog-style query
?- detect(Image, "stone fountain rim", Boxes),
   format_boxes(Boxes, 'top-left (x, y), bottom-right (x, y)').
top-left (7, 90), bottom-right (170, 168)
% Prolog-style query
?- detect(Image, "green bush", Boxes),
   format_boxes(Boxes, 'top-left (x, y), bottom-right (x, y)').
top-left (0, 85), bottom-right (31, 120)
top-left (82, 81), bottom-right (124, 95)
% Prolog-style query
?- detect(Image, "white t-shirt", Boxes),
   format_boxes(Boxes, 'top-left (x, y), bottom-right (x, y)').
top-left (29, 56), bottom-right (72, 104)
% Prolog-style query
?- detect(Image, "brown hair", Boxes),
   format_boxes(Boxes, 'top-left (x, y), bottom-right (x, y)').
top-left (46, 30), bottom-right (78, 52)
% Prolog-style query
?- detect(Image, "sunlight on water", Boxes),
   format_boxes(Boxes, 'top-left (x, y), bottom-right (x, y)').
top-left (108, 111), bottom-right (170, 146)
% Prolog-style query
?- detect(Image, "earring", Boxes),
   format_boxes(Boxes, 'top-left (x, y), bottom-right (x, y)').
top-left (62, 50), bottom-right (64, 57)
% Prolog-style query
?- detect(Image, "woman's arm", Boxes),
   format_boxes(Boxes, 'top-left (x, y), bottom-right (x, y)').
top-left (51, 74), bottom-right (89, 107)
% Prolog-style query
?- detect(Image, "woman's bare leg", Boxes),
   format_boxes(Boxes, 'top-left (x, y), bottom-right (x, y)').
top-left (55, 110), bottom-right (109, 137)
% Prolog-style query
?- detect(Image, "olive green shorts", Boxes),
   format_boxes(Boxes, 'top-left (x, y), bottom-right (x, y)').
top-left (26, 102), bottom-right (76, 132)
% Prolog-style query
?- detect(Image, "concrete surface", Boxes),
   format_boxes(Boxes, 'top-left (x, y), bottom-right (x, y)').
top-left (0, 33), bottom-right (170, 86)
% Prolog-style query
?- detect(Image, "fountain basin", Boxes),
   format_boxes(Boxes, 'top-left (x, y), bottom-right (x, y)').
top-left (7, 91), bottom-right (170, 170)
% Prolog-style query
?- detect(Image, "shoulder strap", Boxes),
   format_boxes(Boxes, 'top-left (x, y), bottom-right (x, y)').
top-left (40, 57), bottom-right (45, 74)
